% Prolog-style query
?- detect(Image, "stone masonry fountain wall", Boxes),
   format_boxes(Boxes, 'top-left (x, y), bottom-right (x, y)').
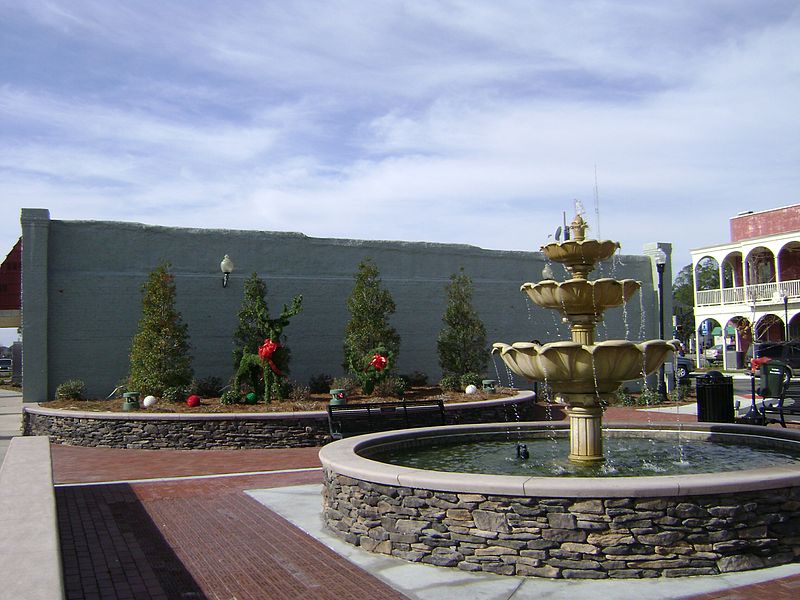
top-left (320, 423), bottom-right (800, 579)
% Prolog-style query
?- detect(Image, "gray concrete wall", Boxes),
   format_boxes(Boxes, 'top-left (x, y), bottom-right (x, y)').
top-left (21, 209), bottom-right (662, 400)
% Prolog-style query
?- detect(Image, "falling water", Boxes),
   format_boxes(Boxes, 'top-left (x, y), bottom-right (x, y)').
top-left (525, 296), bottom-right (534, 321)
top-left (492, 354), bottom-right (506, 387)
top-left (638, 291), bottom-right (647, 341)
top-left (621, 295), bottom-right (631, 340)
top-left (505, 365), bottom-right (516, 388)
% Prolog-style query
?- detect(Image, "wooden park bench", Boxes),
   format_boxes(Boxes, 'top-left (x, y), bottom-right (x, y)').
top-left (327, 398), bottom-right (445, 439)
top-left (761, 379), bottom-right (800, 428)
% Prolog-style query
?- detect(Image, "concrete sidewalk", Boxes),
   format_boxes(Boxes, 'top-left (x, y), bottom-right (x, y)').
top-left (0, 389), bottom-right (22, 466)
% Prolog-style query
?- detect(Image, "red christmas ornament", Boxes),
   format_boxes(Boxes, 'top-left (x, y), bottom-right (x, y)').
top-left (186, 394), bottom-right (201, 407)
top-left (369, 353), bottom-right (388, 371)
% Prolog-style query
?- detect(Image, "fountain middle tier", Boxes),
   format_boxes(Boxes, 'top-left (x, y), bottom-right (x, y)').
top-left (522, 278), bottom-right (640, 316)
top-left (491, 339), bottom-right (680, 397)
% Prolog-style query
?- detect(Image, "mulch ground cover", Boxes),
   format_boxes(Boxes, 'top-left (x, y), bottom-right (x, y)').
top-left (42, 385), bottom-right (518, 413)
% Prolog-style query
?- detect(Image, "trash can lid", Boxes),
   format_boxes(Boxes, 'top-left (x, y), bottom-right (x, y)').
top-left (703, 370), bottom-right (725, 379)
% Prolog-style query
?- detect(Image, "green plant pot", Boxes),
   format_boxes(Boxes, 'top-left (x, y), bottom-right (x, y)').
top-left (329, 389), bottom-right (347, 405)
top-left (122, 392), bottom-right (140, 411)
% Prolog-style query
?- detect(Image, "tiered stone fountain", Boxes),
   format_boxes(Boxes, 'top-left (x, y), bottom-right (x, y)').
top-left (319, 212), bottom-right (800, 579)
top-left (493, 212), bottom-right (679, 462)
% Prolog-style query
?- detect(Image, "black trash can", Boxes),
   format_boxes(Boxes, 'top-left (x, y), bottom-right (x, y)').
top-left (756, 360), bottom-right (789, 399)
top-left (696, 370), bottom-right (735, 423)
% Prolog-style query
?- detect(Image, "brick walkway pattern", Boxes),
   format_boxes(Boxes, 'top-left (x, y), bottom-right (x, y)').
top-left (52, 407), bottom-right (800, 600)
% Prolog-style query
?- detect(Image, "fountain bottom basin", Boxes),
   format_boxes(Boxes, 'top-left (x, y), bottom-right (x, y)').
top-left (319, 422), bottom-right (800, 579)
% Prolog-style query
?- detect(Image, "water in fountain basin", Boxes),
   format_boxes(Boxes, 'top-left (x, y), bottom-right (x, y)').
top-left (371, 434), bottom-right (800, 478)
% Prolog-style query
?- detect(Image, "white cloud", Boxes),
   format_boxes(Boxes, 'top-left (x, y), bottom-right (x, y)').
top-left (1, 1), bottom-right (799, 272)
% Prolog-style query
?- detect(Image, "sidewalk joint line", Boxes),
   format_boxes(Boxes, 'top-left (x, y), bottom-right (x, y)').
top-left (54, 466), bottom-right (322, 487)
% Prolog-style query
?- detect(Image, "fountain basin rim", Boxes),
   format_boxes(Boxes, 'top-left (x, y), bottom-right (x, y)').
top-left (319, 421), bottom-right (800, 498)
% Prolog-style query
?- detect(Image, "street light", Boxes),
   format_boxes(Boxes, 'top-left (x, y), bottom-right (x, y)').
top-left (654, 248), bottom-right (668, 401)
top-left (220, 255), bottom-right (234, 288)
top-left (781, 292), bottom-right (789, 340)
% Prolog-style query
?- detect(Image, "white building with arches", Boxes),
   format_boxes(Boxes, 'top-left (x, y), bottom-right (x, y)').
top-left (691, 204), bottom-right (800, 370)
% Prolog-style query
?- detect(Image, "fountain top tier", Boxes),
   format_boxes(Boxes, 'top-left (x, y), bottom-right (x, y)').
top-left (492, 208), bottom-right (678, 462)
top-left (540, 213), bottom-right (620, 280)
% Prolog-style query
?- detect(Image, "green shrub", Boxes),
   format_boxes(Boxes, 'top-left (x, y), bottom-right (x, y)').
top-left (375, 376), bottom-right (406, 398)
top-left (636, 386), bottom-right (661, 406)
top-left (459, 372), bottom-right (482, 389)
top-left (331, 377), bottom-right (357, 396)
top-left (128, 263), bottom-right (193, 396)
top-left (438, 270), bottom-right (488, 379)
top-left (192, 376), bottom-right (223, 398)
top-left (289, 382), bottom-right (311, 402)
top-left (220, 389), bottom-right (241, 405)
top-left (614, 386), bottom-right (635, 406)
top-left (56, 379), bottom-right (85, 400)
top-left (308, 373), bottom-right (334, 394)
top-left (440, 374), bottom-right (461, 392)
top-left (343, 258), bottom-right (400, 394)
top-left (162, 385), bottom-right (188, 403)
top-left (403, 371), bottom-right (428, 386)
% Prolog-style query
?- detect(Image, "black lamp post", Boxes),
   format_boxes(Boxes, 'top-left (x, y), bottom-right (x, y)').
top-left (654, 249), bottom-right (668, 401)
top-left (782, 293), bottom-right (789, 340)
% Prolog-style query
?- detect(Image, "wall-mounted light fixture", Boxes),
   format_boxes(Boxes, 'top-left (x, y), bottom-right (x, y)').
top-left (220, 255), bottom-right (234, 288)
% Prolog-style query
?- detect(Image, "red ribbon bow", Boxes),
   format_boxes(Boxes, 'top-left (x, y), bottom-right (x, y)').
top-left (258, 339), bottom-right (283, 376)
top-left (368, 353), bottom-right (388, 371)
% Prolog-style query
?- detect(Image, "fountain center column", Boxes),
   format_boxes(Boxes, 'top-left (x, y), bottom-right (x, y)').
top-left (565, 400), bottom-right (604, 463)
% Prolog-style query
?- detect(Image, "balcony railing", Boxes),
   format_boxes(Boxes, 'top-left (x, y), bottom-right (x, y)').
top-left (696, 280), bottom-right (800, 307)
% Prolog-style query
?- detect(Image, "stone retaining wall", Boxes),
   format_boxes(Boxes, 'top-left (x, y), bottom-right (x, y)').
top-left (322, 471), bottom-right (800, 579)
top-left (23, 393), bottom-right (535, 449)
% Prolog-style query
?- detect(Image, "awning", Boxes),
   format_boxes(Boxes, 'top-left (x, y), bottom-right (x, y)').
top-left (711, 325), bottom-right (736, 336)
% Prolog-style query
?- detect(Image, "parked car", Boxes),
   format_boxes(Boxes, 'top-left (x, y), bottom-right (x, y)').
top-left (754, 342), bottom-right (800, 375)
top-left (704, 344), bottom-right (735, 364)
top-left (675, 355), bottom-right (695, 380)
top-left (0, 358), bottom-right (11, 377)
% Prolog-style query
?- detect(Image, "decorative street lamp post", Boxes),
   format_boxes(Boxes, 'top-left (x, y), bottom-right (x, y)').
top-left (782, 293), bottom-right (789, 340)
top-left (654, 249), bottom-right (668, 401)
top-left (220, 255), bottom-right (234, 288)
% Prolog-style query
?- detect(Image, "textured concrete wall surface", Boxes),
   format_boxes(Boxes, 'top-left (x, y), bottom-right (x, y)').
top-left (21, 209), bottom-right (661, 400)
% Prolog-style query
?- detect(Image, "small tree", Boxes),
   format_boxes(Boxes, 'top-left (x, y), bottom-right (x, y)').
top-left (233, 273), bottom-right (302, 402)
top-left (128, 262), bottom-right (193, 396)
top-left (343, 258), bottom-right (400, 394)
top-left (438, 270), bottom-right (488, 378)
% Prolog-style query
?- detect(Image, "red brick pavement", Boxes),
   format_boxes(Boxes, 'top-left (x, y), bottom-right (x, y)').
top-left (55, 457), bottom-right (408, 599)
top-left (50, 407), bottom-right (800, 600)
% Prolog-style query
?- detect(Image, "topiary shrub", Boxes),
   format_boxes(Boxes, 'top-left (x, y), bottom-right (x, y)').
top-left (56, 379), bottom-right (85, 400)
top-left (233, 272), bottom-right (302, 402)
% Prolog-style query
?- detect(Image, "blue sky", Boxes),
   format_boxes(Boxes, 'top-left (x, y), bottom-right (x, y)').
top-left (2, 1), bottom-right (799, 345)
